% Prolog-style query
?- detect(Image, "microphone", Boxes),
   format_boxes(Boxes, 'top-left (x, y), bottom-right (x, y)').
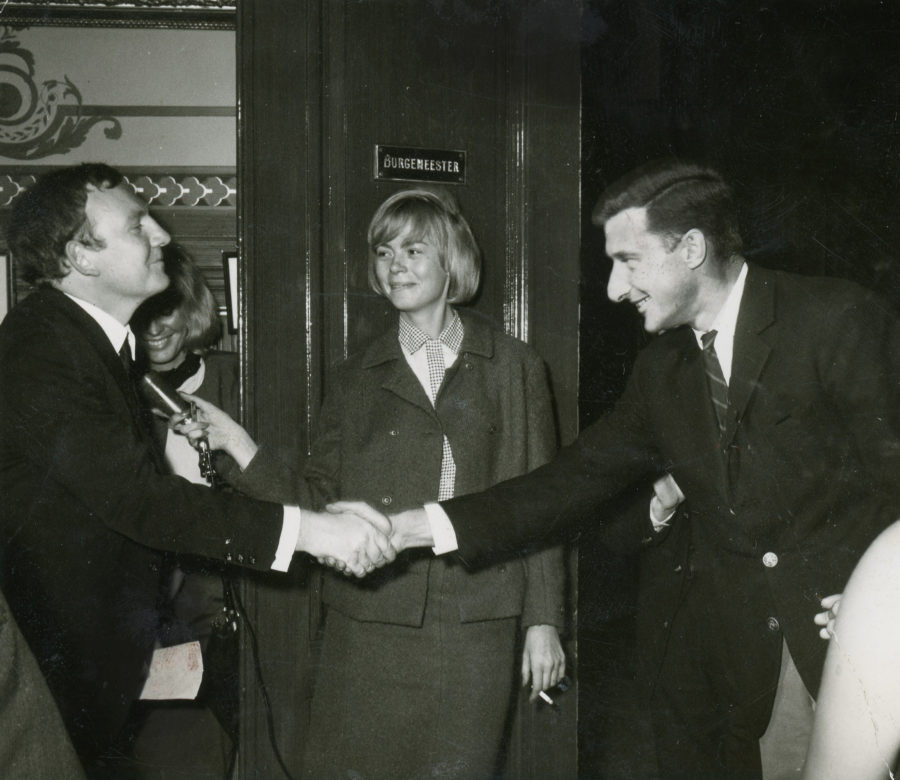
top-left (139, 370), bottom-right (217, 485)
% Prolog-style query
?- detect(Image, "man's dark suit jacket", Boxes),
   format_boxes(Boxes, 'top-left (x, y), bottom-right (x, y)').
top-left (0, 287), bottom-right (284, 762)
top-left (0, 587), bottom-right (84, 778)
top-left (443, 264), bottom-right (900, 695)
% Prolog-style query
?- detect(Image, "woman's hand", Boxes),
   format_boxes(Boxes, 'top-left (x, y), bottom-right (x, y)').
top-left (814, 593), bottom-right (842, 640)
top-left (173, 393), bottom-right (260, 470)
top-left (521, 624), bottom-right (565, 702)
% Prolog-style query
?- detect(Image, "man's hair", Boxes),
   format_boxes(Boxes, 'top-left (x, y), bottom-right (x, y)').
top-left (131, 248), bottom-right (221, 354)
top-left (367, 187), bottom-right (481, 304)
top-left (592, 159), bottom-right (743, 261)
top-left (6, 163), bottom-right (125, 286)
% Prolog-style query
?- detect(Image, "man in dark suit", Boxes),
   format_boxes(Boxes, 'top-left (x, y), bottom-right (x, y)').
top-left (0, 587), bottom-right (84, 779)
top-left (338, 160), bottom-right (900, 776)
top-left (0, 163), bottom-right (392, 772)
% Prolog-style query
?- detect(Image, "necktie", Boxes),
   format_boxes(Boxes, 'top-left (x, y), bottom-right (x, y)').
top-left (424, 339), bottom-right (457, 500)
top-left (701, 330), bottom-right (728, 435)
top-left (118, 340), bottom-right (133, 375)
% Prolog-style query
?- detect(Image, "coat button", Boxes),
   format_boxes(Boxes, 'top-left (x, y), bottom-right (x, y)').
top-left (762, 551), bottom-right (778, 568)
top-left (390, 429), bottom-right (399, 437)
top-left (673, 565), bottom-right (683, 573)
top-left (766, 616), bottom-right (781, 632)
top-left (381, 496), bottom-right (392, 506)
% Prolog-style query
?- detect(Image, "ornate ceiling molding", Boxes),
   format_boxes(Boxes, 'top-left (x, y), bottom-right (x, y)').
top-left (0, 2), bottom-right (235, 30)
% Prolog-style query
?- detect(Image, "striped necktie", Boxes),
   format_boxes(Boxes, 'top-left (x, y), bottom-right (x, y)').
top-left (701, 330), bottom-right (728, 435)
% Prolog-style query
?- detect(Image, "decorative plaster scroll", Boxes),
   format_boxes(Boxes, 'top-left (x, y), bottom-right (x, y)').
top-left (0, 29), bottom-right (122, 160)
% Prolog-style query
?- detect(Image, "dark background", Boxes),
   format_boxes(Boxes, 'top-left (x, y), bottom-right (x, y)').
top-left (576, 1), bottom-right (900, 776)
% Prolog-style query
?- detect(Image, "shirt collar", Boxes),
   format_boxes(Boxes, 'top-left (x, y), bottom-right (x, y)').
top-left (64, 292), bottom-right (135, 359)
top-left (691, 261), bottom-right (748, 352)
top-left (398, 309), bottom-right (464, 355)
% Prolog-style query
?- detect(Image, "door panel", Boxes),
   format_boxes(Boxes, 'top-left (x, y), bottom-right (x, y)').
top-left (238, 2), bottom-right (580, 775)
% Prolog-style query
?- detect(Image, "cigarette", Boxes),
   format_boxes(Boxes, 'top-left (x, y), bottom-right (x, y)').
top-left (539, 690), bottom-right (554, 705)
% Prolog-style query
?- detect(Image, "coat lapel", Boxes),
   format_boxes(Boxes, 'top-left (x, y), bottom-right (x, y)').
top-left (41, 289), bottom-right (162, 462)
top-left (361, 324), bottom-right (435, 414)
top-left (363, 310), bottom-right (496, 415)
top-left (43, 288), bottom-right (140, 413)
top-left (724, 266), bottom-right (775, 448)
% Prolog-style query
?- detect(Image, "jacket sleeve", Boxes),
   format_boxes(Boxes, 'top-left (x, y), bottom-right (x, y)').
top-left (444, 348), bottom-right (663, 568)
top-left (0, 330), bottom-right (283, 571)
top-left (227, 369), bottom-right (345, 511)
top-left (519, 353), bottom-right (567, 630)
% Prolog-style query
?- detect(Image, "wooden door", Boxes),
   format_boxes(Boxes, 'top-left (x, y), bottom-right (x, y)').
top-left (237, 2), bottom-right (580, 775)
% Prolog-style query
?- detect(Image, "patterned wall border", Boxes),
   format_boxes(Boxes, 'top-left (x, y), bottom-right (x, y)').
top-left (0, 2), bottom-right (235, 30)
top-left (0, 171), bottom-right (236, 207)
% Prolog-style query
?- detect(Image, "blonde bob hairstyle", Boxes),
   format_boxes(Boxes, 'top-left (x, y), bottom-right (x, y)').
top-left (366, 187), bottom-right (481, 304)
top-left (131, 248), bottom-right (221, 354)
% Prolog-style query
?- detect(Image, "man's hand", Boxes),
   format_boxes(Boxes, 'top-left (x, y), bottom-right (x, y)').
top-left (327, 502), bottom-right (435, 555)
top-left (650, 473), bottom-right (685, 528)
top-left (521, 624), bottom-right (566, 702)
top-left (296, 507), bottom-right (395, 578)
top-left (814, 593), bottom-right (842, 639)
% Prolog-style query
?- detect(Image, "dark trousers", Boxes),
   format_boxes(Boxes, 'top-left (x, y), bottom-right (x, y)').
top-left (640, 574), bottom-right (784, 779)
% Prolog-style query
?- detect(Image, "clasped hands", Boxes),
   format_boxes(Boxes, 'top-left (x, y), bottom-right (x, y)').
top-left (298, 502), bottom-right (407, 579)
top-left (167, 398), bottom-right (412, 579)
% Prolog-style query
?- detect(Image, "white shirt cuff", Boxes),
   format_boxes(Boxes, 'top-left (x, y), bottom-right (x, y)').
top-left (272, 505), bottom-right (302, 571)
top-left (650, 503), bottom-right (676, 533)
top-left (424, 502), bottom-right (458, 555)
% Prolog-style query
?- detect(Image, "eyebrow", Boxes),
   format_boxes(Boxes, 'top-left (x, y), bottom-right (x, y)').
top-left (376, 236), bottom-right (430, 250)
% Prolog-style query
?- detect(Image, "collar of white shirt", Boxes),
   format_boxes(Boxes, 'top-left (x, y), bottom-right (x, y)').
top-left (690, 261), bottom-right (748, 384)
top-left (64, 292), bottom-right (136, 360)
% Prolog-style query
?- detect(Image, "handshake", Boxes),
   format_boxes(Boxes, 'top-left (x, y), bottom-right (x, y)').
top-left (295, 502), bottom-right (433, 578)
top-left (165, 395), bottom-right (436, 578)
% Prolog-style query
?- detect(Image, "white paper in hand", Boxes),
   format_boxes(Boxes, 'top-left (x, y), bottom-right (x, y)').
top-left (139, 640), bottom-right (203, 700)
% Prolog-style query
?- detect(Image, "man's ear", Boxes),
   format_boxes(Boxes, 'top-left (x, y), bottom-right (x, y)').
top-left (64, 240), bottom-right (101, 277)
top-left (680, 228), bottom-right (707, 270)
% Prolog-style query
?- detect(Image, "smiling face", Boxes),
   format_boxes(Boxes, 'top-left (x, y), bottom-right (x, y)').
top-left (139, 306), bottom-right (189, 371)
top-left (80, 183), bottom-right (171, 319)
top-left (604, 206), bottom-right (700, 333)
top-left (373, 224), bottom-right (450, 322)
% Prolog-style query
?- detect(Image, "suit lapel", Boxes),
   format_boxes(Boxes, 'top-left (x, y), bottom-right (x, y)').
top-left (724, 266), bottom-right (775, 448)
top-left (43, 289), bottom-right (160, 451)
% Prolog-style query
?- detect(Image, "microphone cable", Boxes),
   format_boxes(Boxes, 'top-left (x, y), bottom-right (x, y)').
top-left (230, 578), bottom-right (295, 780)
